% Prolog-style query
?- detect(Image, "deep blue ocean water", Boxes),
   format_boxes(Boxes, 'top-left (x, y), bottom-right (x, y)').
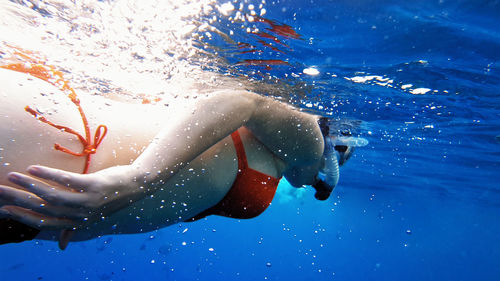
top-left (1, 0), bottom-right (499, 280)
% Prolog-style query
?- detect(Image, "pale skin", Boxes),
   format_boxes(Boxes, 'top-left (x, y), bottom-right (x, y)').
top-left (0, 68), bottom-right (326, 242)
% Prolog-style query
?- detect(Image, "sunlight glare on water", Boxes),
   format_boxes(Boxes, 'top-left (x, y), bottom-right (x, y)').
top-left (0, 0), bottom-right (265, 101)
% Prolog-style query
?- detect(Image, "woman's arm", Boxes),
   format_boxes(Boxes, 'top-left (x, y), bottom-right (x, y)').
top-left (134, 90), bottom-right (324, 189)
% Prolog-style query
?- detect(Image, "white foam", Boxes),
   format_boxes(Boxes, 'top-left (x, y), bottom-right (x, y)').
top-left (410, 88), bottom-right (431, 95)
top-left (303, 67), bottom-right (320, 76)
top-left (346, 75), bottom-right (381, 83)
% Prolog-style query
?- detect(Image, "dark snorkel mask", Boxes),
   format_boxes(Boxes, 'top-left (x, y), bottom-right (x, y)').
top-left (312, 117), bottom-right (368, 200)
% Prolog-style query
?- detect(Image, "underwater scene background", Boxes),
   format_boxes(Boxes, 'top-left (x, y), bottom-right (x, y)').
top-left (0, 0), bottom-right (499, 280)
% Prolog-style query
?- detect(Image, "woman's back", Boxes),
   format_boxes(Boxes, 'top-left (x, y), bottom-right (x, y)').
top-left (0, 68), bottom-right (165, 181)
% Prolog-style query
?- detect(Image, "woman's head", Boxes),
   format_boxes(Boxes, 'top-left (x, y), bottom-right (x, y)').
top-left (313, 117), bottom-right (368, 200)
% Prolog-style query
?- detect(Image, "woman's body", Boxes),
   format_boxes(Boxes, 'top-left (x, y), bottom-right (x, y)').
top-left (0, 67), bottom-right (328, 243)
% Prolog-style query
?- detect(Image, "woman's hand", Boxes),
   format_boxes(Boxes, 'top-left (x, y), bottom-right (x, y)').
top-left (0, 164), bottom-right (142, 230)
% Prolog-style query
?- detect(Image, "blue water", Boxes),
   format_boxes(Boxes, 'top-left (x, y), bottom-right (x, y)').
top-left (1, 0), bottom-right (499, 280)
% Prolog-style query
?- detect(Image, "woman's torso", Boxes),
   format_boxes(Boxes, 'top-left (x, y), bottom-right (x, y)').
top-left (0, 68), bottom-right (286, 240)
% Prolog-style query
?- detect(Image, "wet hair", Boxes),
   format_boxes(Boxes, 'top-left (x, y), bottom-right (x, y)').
top-left (319, 117), bottom-right (362, 136)
top-left (318, 117), bottom-right (330, 137)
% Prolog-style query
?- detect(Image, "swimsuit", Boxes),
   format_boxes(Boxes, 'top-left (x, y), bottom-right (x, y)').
top-left (187, 130), bottom-right (281, 221)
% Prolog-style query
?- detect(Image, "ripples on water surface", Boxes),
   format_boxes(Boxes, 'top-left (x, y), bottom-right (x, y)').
top-left (0, 0), bottom-right (499, 280)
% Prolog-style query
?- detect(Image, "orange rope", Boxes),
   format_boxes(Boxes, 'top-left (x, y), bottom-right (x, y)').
top-left (1, 52), bottom-right (107, 174)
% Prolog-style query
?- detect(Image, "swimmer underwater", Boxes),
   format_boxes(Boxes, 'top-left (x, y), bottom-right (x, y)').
top-left (0, 67), bottom-right (367, 250)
